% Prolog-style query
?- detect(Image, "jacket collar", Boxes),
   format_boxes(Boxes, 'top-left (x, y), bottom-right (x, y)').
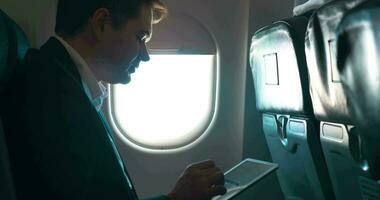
top-left (40, 37), bottom-right (83, 86)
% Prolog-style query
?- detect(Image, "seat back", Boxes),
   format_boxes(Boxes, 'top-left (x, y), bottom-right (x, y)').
top-left (0, 10), bottom-right (29, 91)
top-left (304, 0), bottom-right (367, 199)
top-left (0, 10), bottom-right (29, 200)
top-left (250, 16), bottom-right (334, 200)
top-left (337, 1), bottom-right (380, 198)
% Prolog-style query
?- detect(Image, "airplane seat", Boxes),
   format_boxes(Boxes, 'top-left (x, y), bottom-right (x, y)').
top-left (336, 0), bottom-right (380, 199)
top-left (304, 0), bottom-right (367, 199)
top-left (0, 9), bottom-right (29, 200)
top-left (0, 10), bottom-right (29, 91)
top-left (250, 14), bottom-right (334, 200)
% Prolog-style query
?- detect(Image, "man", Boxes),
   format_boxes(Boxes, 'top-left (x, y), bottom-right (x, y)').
top-left (2, 0), bottom-right (226, 199)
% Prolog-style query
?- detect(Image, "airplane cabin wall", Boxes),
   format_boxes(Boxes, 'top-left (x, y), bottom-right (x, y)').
top-left (0, 0), bottom-right (250, 197)
top-left (0, 0), bottom-right (57, 48)
top-left (0, 0), bottom-right (294, 198)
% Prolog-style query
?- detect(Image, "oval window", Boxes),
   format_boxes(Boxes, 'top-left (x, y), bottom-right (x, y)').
top-left (109, 14), bottom-right (217, 150)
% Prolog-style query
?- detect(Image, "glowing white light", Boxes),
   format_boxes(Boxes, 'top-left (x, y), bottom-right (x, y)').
top-left (112, 55), bottom-right (216, 149)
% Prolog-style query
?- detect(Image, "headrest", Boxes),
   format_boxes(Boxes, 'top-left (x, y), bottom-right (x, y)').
top-left (250, 16), bottom-right (311, 115)
top-left (293, 0), bottom-right (333, 16)
top-left (0, 10), bottom-right (29, 92)
top-left (337, 0), bottom-right (380, 137)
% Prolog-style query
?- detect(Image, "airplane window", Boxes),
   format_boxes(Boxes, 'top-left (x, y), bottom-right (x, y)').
top-left (110, 54), bottom-right (216, 150)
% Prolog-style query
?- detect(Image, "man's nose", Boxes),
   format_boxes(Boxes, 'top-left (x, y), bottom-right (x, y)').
top-left (140, 44), bottom-right (150, 62)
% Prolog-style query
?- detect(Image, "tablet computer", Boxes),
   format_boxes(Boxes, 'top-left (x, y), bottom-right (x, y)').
top-left (212, 158), bottom-right (278, 200)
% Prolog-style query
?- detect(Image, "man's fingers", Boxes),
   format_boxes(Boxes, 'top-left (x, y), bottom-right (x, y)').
top-left (209, 185), bottom-right (227, 197)
top-left (208, 171), bottom-right (224, 186)
top-left (200, 166), bottom-right (224, 186)
top-left (188, 160), bottom-right (215, 170)
top-left (172, 160), bottom-right (226, 200)
top-left (201, 166), bottom-right (220, 174)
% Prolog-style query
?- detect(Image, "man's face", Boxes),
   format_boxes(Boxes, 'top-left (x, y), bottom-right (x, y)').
top-left (93, 4), bottom-right (153, 84)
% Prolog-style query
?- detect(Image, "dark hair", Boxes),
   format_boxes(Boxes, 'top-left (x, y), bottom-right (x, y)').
top-left (55, 0), bottom-right (167, 37)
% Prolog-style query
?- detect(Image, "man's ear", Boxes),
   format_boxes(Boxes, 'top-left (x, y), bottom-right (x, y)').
top-left (90, 8), bottom-right (112, 41)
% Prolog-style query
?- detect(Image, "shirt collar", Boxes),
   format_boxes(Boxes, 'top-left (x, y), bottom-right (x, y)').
top-left (55, 36), bottom-right (108, 111)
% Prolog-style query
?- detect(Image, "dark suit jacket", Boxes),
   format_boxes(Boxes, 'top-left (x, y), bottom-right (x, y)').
top-left (2, 37), bottom-right (169, 200)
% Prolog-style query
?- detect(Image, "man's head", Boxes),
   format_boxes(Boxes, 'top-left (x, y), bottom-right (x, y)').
top-left (55, 0), bottom-right (167, 84)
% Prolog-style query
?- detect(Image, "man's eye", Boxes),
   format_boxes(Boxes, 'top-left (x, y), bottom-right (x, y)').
top-left (137, 35), bottom-right (147, 43)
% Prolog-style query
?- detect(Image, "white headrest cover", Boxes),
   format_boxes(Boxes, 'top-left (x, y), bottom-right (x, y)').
top-left (293, 0), bottom-right (332, 15)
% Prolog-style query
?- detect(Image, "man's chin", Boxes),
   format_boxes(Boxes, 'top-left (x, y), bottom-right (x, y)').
top-left (114, 73), bottom-right (132, 85)
top-left (119, 77), bottom-right (131, 84)
top-left (103, 72), bottom-right (132, 85)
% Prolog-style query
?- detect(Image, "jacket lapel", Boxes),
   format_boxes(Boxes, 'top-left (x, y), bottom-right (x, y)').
top-left (39, 37), bottom-right (139, 199)
top-left (97, 111), bottom-right (138, 199)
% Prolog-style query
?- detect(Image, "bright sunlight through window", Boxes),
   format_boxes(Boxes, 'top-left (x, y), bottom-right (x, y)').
top-left (110, 55), bottom-right (216, 150)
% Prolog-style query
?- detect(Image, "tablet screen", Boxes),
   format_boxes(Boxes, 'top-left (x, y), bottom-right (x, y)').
top-left (212, 158), bottom-right (278, 200)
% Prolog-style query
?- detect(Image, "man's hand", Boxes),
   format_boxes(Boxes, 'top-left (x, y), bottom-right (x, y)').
top-left (166, 160), bottom-right (227, 200)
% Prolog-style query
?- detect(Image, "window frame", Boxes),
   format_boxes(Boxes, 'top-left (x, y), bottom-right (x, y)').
top-left (108, 54), bottom-right (218, 151)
